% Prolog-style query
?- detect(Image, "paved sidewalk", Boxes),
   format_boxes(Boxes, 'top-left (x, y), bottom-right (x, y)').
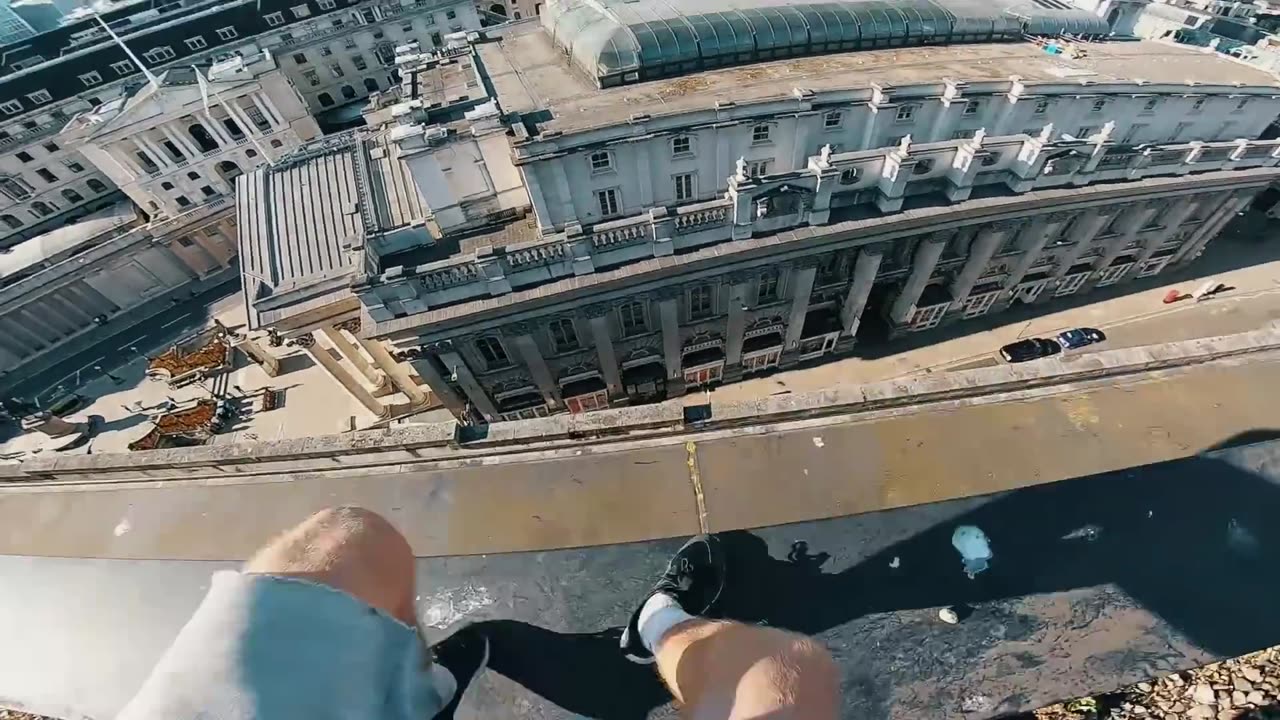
top-left (704, 212), bottom-right (1280, 403)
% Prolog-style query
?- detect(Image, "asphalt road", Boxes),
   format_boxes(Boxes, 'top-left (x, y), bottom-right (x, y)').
top-left (4, 280), bottom-right (240, 403)
top-left (947, 289), bottom-right (1280, 372)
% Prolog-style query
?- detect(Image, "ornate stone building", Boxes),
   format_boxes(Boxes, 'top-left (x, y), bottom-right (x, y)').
top-left (240, 5), bottom-right (1280, 423)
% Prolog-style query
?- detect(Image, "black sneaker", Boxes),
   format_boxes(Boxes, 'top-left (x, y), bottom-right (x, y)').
top-left (620, 534), bottom-right (725, 664)
top-left (430, 622), bottom-right (489, 715)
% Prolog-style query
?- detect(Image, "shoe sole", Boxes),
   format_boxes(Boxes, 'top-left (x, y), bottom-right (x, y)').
top-left (619, 535), bottom-right (724, 665)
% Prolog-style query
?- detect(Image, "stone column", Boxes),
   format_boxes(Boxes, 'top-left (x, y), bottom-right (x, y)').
top-left (161, 123), bottom-right (200, 161)
top-left (1175, 194), bottom-right (1249, 265)
top-left (507, 325), bottom-right (561, 409)
top-left (223, 99), bottom-right (262, 138)
top-left (783, 262), bottom-right (818, 351)
top-left (1002, 215), bottom-right (1063, 289)
top-left (142, 135), bottom-right (178, 168)
top-left (586, 307), bottom-right (622, 397)
top-left (889, 233), bottom-right (949, 325)
top-left (133, 138), bottom-right (169, 170)
top-left (1124, 199), bottom-right (1201, 276)
top-left (438, 348), bottom-right (499, 420)
top-left (1090, 204), bottom-right (1159, 274)
top-left (251, 93), bottom-right (283, 130)
top-left (256, 91), bottom-right (286, 127)
top-left (949, 222), bottom-right (1017, 310)
top-left (840, 245), bottom-right (884, 337)
top-left (1050, 211), bottom-right (1113, 281)
top-left (321, 326), bottom-right (385, 387)
top-left (303, 339), bottom-right (389, 419)
top-left (359, 337), bottom-right (429, 407)
top-left (408, 354), bottom-right (467, 418)
top-left (108, 146), bottom-right (144, 179)
top-left (201, 110), bottom-right (236, 147)
top-left (724, 276), bottom-right (751, 377)
top-left (658, 294), bottom-right (684, 395)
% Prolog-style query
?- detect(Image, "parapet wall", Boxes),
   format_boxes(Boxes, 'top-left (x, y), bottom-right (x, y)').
top-left (6, 324), bottom-right (1280, 484)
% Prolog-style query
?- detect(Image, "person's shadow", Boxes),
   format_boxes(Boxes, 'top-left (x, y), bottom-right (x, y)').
top-left (456, 433), bottom-right (1280, 720)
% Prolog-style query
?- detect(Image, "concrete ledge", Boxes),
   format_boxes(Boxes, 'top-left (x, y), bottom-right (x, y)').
top-left (11, 325), bottom-right (1280, 483)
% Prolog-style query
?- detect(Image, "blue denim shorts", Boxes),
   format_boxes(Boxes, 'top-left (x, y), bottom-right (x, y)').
top-left (118, 571), bottom-right (453, 720)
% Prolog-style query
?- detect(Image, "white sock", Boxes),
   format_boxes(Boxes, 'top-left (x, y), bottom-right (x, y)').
top-left (638, 592), bottom-right (695, 652)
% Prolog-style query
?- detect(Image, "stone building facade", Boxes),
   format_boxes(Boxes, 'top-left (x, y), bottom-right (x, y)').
top-left (240, 13), bottom-right (1280, 424)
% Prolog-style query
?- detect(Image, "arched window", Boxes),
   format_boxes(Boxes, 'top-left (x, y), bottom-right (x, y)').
top-left (161, 181), bottom-right (174, 190)
top-left (30, 201), bottom-right (54, 217)
top-left (341, 85), bottom-right (357, 100)
top-left (188, 123), bottom-right (218, 152)
top-left (363, 77), bottom-right (379, 92)
top-left (222, 117), bottom-right (245, 138)
top-left (245, 148), bottom-right (258, 158)
top-left (1, 214), bottom-right (22, 229)
top-left (61, 188), bottom-right (84, 203)
top-left (489, 3), bottom-right (506, 16)
top-left (86, 178), bottom-right (108, 193)
top-left (214, 160), bottom-right (242, 183)
top-left (317, 92), bottom-right (334, 107)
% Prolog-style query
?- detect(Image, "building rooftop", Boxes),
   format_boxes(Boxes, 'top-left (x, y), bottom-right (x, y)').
top-left (481, 25), bottom-right (1280, 135)
top-left (237, 128), bottom-right (432, 329)
top-left (541, 0), bottom-right (1110, 88)
top-left (0, 201), bottom-right (137, 285)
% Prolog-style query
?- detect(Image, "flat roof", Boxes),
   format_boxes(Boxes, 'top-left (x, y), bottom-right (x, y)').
top-left (480, 26), bottom-right (1280, 135)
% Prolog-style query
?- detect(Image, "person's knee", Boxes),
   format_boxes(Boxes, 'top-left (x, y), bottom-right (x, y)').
top-left (245, 506), bottom-right (417, 623)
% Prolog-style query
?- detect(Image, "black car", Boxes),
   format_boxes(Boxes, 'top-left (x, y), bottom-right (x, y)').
top-left (999, 338), bottom-right (1063, 363)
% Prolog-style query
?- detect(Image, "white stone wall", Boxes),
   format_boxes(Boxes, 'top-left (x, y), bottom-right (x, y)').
top-left (519, 84), bottom-right (1280, 230)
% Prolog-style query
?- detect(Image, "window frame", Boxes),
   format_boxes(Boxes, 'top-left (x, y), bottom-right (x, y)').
top-left (822, 110), bottom-right (842, 129)
top-left (216, 26), bottom-right (238, 40)
top-left (79, 71), bottom-right (103, 87)
top-left (588, 150), bottom-right (612, 173)
top-left (687, 283), bottom-right (715, 321)
top-left (595, 187), bottom-right (620, 217)
top-left (143, 46), bottom-right (176, 63)
top-left (111, 60), bottom-right (134, 75)
top-left (962, 99), bottom-right (981, 116)
top-left (671, 135), bottom-right (692, 157)
top-left (756, 269), bottom-right (781, 305)
top-left (746, 159), bottom-right (770, 177)
top-left (26, 90), bottom-right (51, 105)
top-left (1032, 98), bottom-right (1050, 115)
top-left (0, 100), bottom-right (21, 115)
top-left (547, 317), bottom-right (580, 354)
top-left (751, 123), bottom-right (772, 144)
top-left (617, 301), bottom-right (648, 337)
top-left (291, 4), bottom-right (311, 18)
top-left (474, 336), bottom-right (511, 369)
top-left (1091, 98), bottom-right (1106, 113)
top-left (895, 104), bottom-right (916, 122)
top-left (673, 172), bottom-right (695, 202)
top-left (264, 12), bottom-right (285, 26)
top-left (186, 36), bottom-right (208, 50)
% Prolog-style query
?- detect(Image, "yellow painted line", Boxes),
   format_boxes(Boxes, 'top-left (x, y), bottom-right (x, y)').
top-left (686, 440), bottom-right (709, 534)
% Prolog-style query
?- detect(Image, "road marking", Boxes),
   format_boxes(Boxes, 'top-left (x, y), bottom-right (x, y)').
top-left (116, 338), bottom-right (146, 352)
top-left (685, 441), bottom-right (709, 534)
top-left (74, 358), bottom-right (105, 374)
top-left (160, 314), bottom-right (191, 329)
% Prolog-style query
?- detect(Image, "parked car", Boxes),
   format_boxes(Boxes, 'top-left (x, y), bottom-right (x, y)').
top-left (1056, 327), bottom-right (1107, 350)
top-left (999, 338), bottom-right (1062, 363)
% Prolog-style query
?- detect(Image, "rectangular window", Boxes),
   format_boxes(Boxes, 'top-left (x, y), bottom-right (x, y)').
top-left (688, 284), bottom-right (714, 320)
top-left (756, 269), bottom-right (780, 304)
top-left (673, 172), bottom-right (695, 202)
top-left (401, 21), bottom-right (414, 32)
top-left (1033, 98), bottom-right (1049, 115)
top-left (303, 69), bottom-right (320, 86)
top-left (446, 9), bottom-right (456, 18)
top-left (186, 36), bottom-right (207, 50)
top-left (111, 60), bottom-right (133, 75)
top-left (589, 150), bottom-right (611, 172)
top-left (351, 54), bottom-right (367, 70)
top-left (1191, 97), bottom-right (1206, 112)
top-left (746, 159), bottom-right (770, 177)
top-left (474, 337), bottom-right (509, 368)
top-left (0, 100), bottom-right (21, 115)
top-left (823, 110), bottom-right (842, 128)
top-left (895, 105), bottom-right (915, 121)
top-left (42, 141), bottom-right (58, 153)
top-left (15, 150), bottom-right (32, 162)
top-left (200, 185), bottom-right (217, 197)
top-left (291, 4), bottom-right (311, 17)
top-left (547, 318), bottom-right (579, 353)
top-left (319, 0), bottom-right (336, 7)
top-left (751, 124), bottom-right (771, 144)
top-left (318, 45), bottom-right (332, 56)
top-left (329, 62), bottom-right (345, 78)
top-left (618, 301), bottom-right (647, 337)
top-left (79, 71), bottom-right (102, 86)
top-left (63, 160), bottom-right (84, 172)
top-left (963, 99), bottom-right (981, 115)
top-left (217, 26), bottom-right (238, 40)
top-left (596, 188), bottom-right (619, 216)
top-left (264, 12), bottom-right (285, 26)
top-left (1091, 98), bottom-right (1106, 112)
top-left (26, 90), bottom-right (51, 104)
top-left (36, 168), bottom-right (57, 183)
top-left (671, 135), bottom-right (691, 156)
top-left (293, 52), bottom-right (308, 64)
top-left (344, 34), bottom-right (359, 49)
top-left (175, 195), bottom-right (192, 208)
top-left (1142, 97), bottom-right (1159, 112)
top-left (143, 47), bottom-right (175, 63)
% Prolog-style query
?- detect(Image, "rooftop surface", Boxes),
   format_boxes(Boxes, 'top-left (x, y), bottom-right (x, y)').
top-left (237, 128), bottom-right (430, 326)
top-left (0, 202), bottom-right (137, 283)
top-left (481, 28), bottom-right (1280, 135)
top-left (540, 0), bottom-right (1109, 86)
top-left (2, 356), bottom-right (1280, 719)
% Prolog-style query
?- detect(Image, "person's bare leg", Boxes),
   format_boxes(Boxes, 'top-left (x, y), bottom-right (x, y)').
top-left (620, 535), bottom-right (839, 720)
top-left (244, 506), bottom-right (417, 623)
top-left (653, 619), bottom-right (839, 720)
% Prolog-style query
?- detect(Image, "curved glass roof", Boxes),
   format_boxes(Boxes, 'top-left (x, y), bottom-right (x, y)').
top-left (540, 0), bottom-right (1111, 87)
